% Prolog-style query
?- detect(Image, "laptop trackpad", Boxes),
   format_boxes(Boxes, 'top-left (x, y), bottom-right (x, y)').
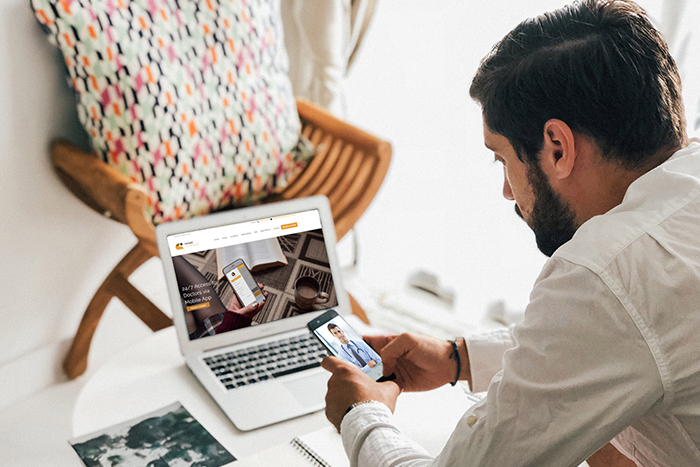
top-left (284, 372), bottom-right (329, 408)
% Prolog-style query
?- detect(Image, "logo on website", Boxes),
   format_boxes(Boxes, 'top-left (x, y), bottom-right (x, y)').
top-left (175, 241), bottom-right (197, 250)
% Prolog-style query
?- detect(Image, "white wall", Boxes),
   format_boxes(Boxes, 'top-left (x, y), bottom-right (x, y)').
top-left (2, 0), bottom-right (696, 409)
top-left (0, 0), bottom-right (169, 409)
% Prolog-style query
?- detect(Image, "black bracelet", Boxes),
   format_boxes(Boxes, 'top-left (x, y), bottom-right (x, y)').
top-left (449, 339), bottom-right (461, 386)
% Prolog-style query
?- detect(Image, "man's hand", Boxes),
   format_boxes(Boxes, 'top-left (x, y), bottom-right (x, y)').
top-left (321, 356), bottom-right (401, 431)
top-left (368, 359), bottom-right (377, 368)
top-left (365, 333), bottom-right (469, 392)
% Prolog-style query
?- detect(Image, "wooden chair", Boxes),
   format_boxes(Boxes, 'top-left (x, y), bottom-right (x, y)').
top-left (52, 98), bottom-right (391, 379)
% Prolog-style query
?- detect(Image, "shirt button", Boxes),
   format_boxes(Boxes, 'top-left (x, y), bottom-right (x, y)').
top-left (466, 415), bottom-right (478, 427)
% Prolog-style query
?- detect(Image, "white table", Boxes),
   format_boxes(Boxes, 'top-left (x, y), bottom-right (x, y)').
top-left (72, 325), bottom-right (477, 461)
top-left (72, 325), bottom-right (589, 466)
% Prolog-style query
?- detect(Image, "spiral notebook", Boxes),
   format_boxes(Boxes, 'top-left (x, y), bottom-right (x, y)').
top-left (235, 425), bottom-right (348, 467)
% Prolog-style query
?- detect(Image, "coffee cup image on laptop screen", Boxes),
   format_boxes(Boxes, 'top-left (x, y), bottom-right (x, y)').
top-left (294, 276), bottom-right (329, 310)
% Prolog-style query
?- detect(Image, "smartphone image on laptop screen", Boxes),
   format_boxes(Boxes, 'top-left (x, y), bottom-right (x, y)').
top-left (222, 259), bottom-right (264, 307)
top-left (308, 309), bottom-right (385, 381)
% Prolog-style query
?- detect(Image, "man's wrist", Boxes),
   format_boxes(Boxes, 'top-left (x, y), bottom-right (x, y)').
top-left (344, 400), bottom-right (384, 415)
top-left (340, 399), bottom-right (393, 435)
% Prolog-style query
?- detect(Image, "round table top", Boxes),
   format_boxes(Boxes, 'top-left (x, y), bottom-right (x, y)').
top-left (71, 321), bottom-right (493, 463)
top-left (72, 327), bottom-right (329, 459)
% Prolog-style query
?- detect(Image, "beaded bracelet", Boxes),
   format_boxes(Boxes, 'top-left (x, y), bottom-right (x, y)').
top-left (449, 339), bottom-right (461, 386)
top-left (345, 399), bottom-right (382, 415)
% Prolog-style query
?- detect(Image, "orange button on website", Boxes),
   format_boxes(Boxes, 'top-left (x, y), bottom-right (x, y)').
top-left (186, 302), bottom-right (210, 312)
top-left (281, 222), bottom-right (298, 230)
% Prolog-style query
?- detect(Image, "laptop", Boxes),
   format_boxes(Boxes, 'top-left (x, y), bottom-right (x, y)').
top-left (156, 196), bottom-right (352, 431)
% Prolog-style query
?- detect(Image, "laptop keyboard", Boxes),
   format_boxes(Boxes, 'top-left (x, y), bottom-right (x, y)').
top-left (204, 333), bottom-right (329, 390)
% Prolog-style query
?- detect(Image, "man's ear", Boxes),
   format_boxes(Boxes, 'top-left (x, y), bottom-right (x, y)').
top-left (540, 119), bottom-right (576, 179)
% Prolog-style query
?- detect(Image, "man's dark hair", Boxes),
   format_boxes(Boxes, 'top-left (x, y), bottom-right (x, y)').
top-left (327, 323), bottom-right (339, 332)
top-left (470, 0), bottom-right (686, 168)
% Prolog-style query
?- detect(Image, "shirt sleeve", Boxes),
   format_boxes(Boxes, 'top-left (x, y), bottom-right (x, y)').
top-left (341, 402), bottom-right (432, 467)
top-left (465, 327), bottom-right (515, 392)
top-left (340, 258), bottom-right (664, 467)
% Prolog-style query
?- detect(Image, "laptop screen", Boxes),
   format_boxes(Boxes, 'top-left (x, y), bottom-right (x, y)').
top-left (165, 209), bottom-right (339, 340)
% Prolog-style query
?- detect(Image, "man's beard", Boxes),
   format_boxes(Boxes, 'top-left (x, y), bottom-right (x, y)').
top-left (515, 162), bottom-right (578, 257)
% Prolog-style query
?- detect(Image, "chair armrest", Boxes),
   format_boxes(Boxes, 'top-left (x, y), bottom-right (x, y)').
top-left (290, 98), bottom-right (392, 240)
top-left (51, 139), bottom-right (156, 250)
top-left (296, 98), bottom-right (392, 156)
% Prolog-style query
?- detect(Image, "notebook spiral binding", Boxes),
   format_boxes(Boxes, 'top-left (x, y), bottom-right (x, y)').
top-left (291, 437), bottom-right (332, 467)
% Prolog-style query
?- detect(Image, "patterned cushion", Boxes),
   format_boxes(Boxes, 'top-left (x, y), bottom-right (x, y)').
top-left (31, 0), bottom-right (314, 223)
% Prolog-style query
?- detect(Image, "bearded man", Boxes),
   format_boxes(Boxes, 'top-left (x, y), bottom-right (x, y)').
top-left (322, 1), bottom-right (700, 466)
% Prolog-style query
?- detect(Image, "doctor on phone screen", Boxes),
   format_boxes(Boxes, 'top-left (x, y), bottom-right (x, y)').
top-left (327, 323), bottom-right (381, 373)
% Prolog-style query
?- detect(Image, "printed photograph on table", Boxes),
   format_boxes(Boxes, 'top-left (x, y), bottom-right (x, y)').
top-left (168, 209), bottom-right (339, 340)
top-left (69, 402), bottom-right (235, 467)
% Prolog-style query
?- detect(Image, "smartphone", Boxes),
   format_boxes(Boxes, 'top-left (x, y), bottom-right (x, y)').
top-left (222, 259), bottom-right (265, 307)
top-left (308, 309), bottom-right (390, 381)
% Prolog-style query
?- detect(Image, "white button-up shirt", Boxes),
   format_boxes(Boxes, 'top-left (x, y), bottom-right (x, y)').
top-left (341, 142), bottom-right (700, 466)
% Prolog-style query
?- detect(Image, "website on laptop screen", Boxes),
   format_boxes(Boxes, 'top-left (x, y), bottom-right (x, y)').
top-left (166, 209), bottom-right (339, 340)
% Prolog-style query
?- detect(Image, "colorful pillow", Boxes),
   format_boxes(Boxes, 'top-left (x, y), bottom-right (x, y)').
top-left (32, 0), bottom-right (314, 223)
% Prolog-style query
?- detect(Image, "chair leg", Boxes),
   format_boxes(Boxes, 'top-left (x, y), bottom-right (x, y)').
top-left (111, 274), bottom-right (172, 331)
top-left (63, 242), bottom-right (172, 379)
top-left (348, 293), bottom-right (369, 325)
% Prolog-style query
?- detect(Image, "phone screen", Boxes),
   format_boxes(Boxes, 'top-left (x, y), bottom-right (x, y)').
top-left (223, 259), bottom-right (264, 307)
top-left (308, 310), bottom-right (385, 381)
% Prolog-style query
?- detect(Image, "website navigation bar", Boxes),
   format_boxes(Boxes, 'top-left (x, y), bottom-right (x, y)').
top-left (167, 210), bottom-right (322, 257)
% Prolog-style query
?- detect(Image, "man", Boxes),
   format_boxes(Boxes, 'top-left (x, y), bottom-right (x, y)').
top-left (328, 322), bottom-right (381, 372)
top-left (321, 1), bottom-right (700, 466)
